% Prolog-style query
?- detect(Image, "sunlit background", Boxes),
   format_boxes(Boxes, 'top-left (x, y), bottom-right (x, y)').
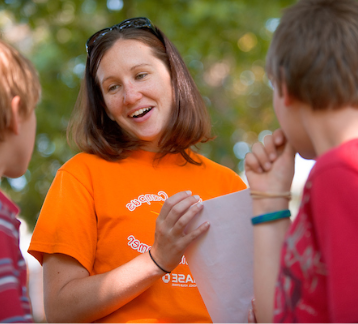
top-left (0, 0), bottom-right (316, 321)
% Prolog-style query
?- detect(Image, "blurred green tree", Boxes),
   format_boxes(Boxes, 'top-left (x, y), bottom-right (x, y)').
top-left (0, 0), bottom-right (294, 229)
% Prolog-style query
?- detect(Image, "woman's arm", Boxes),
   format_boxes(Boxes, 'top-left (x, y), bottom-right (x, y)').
top-left (43, 252), bottom-right (162, 323)
top-left (43, 191), bottom-right (209, 323)
top-left (245, 129), bottom-right (295, 322)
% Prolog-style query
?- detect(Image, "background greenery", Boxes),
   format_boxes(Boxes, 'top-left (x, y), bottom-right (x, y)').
top-left (0, 0), bottom-right (295, 229)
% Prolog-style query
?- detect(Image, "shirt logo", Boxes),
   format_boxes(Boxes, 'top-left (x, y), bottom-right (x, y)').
top-left (126, 191), bottom-right (168, 211)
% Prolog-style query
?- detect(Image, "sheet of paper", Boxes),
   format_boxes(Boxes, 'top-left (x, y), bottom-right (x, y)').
top-left (185, 189), bottom-right (254, 323)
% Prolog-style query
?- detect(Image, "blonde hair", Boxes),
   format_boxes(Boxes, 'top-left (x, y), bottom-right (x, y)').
top-left (0, 39), bottom-right (41, 140)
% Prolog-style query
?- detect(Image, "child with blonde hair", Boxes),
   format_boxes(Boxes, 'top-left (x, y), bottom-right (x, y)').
top-left (0, 39), bottom-right (41, 322)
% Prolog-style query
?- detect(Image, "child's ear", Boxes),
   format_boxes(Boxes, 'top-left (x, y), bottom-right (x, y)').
top-left (281, 82), bottom-right (294, 107)
top-left (10, 96), bottom-right (21, 135)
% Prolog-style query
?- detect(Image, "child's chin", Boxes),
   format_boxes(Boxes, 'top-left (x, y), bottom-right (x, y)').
top-left (298, 151), bottom-right (316, 160)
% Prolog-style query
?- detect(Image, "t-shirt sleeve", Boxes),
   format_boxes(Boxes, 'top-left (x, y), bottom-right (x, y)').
top-left (231, 172), bottom-right (247, 192)
top-left (311, 165), bottom-right (358, 322)
top-left (223, 170), bottom-right (247, 196)
top-left (213, 163), bottom-right (247, 195)
top-left (28, 168), bottom-right (97, 274)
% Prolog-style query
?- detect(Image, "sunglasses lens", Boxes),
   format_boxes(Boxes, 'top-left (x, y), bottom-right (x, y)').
top-left (86, 29), bottom-right (108, 53)
top-left (123, 17), bottom-right (150, 29)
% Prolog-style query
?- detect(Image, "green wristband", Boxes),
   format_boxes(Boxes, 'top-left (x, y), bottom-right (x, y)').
top-left (251, 209), bottom-right (291, 225)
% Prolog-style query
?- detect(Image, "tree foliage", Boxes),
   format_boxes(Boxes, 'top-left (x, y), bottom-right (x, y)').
top-left (0, 0), bottom-right (295, 229)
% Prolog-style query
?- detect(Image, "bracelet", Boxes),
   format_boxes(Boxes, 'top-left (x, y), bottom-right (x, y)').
top-left (148, 249), bottom-right (171, 274)
top-left (251, 209), bottom-right (291, 225)
top-left (250, 190), bottom-right (292, 200)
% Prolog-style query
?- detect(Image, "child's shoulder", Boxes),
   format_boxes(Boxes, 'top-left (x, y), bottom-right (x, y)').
top-left (0, 190), bottom-right (19, 219)
top-left (311, 138), bottom-right (358, 179)
top-left (317, 138), bottom-right (358, 167)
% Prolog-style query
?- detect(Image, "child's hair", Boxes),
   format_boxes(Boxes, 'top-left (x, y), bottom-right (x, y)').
top-left (0, 39), bottom-right (41, 141)
top-left (266, 0), bottom-right (358, 110)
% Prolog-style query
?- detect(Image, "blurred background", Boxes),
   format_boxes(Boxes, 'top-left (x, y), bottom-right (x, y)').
top-left (0, 0), bottom-right (315, 321)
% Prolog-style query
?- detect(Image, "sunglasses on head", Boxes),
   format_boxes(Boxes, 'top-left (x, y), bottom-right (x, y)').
top-left (85, 17), bottom-right (162, 56)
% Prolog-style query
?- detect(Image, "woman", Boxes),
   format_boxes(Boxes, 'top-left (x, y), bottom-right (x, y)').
top-left (29, 17), bottom-right (246, 323)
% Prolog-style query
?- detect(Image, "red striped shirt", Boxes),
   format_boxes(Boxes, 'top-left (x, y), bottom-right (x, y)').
top-left (0, 190), bottom-right (33, 323)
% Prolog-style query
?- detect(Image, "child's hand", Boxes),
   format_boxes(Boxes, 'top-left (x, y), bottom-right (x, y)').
top-left (245, 129), bottom-right (296, 201)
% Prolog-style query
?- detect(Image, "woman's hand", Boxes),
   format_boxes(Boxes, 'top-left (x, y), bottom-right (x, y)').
top-left (248, 298), bottom-right (257, 323)
top-left (150, 191), bottom-right (210, 272)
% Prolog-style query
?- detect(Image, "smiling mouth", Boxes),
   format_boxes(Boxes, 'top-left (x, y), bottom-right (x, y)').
top-left (130, 107), bottom-right (153, 118)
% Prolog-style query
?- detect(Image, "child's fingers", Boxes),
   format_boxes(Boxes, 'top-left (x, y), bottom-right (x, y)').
top-left (272, 128), bottom-right (286, 147)
top-left (263, 134), bottom-right (278, 162)
top-left (245, 152), bottom-right (263, 174)
top-left (250, 141), bottom-right (273, 171)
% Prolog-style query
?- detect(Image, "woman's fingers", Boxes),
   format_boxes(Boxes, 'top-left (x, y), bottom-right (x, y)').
top-left (170, 205), bottom-right (209, 258)
top-left (252, 298), bottom-right (257, 320)
top-left (152, 192), bottom-right (209, 271)
top-left (157, 193), bottom-right (205, 241)
top-left (248, 309), bottom-right (255, 323)
top-left (157, 190), bottom-right (192, 222)
top-left (164, 195), bottom-right (201, 228)
top-left (171, 200), bottom-right (204, 237)
top-left (180, 219), bottom-right (210, 248)
top-left (248, 298), bottom-right (257, 323)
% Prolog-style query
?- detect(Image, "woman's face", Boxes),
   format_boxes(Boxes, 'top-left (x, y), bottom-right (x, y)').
top-left (96, 38), bottom-right (173, 152)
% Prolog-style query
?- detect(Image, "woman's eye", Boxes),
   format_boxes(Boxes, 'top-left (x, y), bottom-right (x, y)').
top-left (136, 73), bottom-right (147, 80)
top-left (108, 84), bottom-right (119, 92)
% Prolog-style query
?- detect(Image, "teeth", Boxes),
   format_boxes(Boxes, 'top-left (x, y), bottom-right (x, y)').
top-left (130, 107), bottom-right (151, 118)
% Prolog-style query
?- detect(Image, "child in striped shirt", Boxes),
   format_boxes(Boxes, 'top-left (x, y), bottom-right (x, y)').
top-left (0, 39), bottom-right (41, 323)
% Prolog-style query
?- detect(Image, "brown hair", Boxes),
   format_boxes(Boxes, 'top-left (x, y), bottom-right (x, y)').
top-left (68, 24), bottom-right (212, 164)
top-left (266, 0), bottom-right (358, 110)
top-left (0, 39), bottom-right (41, 140)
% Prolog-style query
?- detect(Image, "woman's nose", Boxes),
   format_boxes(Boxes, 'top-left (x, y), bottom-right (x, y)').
top-left (122, 83), bottom-right (142, 105)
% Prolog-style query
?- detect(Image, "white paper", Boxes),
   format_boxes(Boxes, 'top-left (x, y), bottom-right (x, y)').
top-left (185, 189), bottom-right (254, 323)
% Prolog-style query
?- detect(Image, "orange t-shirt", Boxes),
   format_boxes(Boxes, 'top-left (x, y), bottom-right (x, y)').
top-left (28, 150), bottom-right (246, 323)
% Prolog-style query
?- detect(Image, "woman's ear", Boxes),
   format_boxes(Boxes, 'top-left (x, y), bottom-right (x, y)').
top-left (10, 96), bottom-right (21, 135)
